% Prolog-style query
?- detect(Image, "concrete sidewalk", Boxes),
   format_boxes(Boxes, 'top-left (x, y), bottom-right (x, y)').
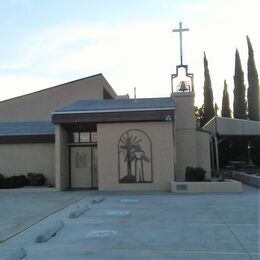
top-left (0, 185), bottom-right (259, 259)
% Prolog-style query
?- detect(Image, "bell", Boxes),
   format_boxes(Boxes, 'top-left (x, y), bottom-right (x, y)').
top-left (178, 81), bottom-right (189, 92)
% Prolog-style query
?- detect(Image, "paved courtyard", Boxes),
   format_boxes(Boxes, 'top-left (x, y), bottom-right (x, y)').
top-left (0, 185), bottom-right (259, 259)
top-left (0, 188), bottom-right (87, 243)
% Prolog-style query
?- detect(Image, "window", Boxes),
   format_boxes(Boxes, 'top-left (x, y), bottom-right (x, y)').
top-left (70, 131), bottom-right (97, 143)
top-left (80, 132), bottom-right (90, 142)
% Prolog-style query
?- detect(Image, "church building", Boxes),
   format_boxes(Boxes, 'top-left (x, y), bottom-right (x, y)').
top-left (0, 23), bottom-right (214, 191)
top-left (0, 72), bottom-right (211, 191)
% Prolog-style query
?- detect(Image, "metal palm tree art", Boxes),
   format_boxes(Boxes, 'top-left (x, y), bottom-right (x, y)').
top-left (119, 132), bottom-right (142, 182)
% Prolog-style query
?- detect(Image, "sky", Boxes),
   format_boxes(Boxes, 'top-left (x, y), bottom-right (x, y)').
top-left (0, 0), bottom-right (259, 108)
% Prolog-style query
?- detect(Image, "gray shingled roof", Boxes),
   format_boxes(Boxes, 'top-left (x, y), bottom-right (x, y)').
top-left (54, 98), bottom-right (175, 114)
top-left (0, 121), bottom-right (54, 136)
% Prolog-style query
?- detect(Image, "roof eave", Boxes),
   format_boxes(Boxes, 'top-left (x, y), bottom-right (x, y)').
top-left (52, 109), bottom-right (175, 124)
top-left (52, 107), bottom-right (175, 115)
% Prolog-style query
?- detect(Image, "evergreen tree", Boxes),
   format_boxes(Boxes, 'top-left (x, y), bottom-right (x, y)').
top-left (221, 80), bottom-right (231, 118)
top-left (214, 102), bottom-right (219, 117)
top-left (247, 36), bottom-right (260, 165)
top-left (195, 105), bottom-right (204, 128)
top-left (201, 52), bottom-right (214, 126)
top-left (247, 36), bottom-right (260, 121)
top-left (232, 50), bottom-right (248, 161)
top-left (233, 49), bottom-right (247, 119)
top-left (219, 81), bottom-right (232, 166)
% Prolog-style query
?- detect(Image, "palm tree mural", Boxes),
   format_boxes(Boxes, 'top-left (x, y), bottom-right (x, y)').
top-left (119, 132), bottom-right (142, 183)
top-left (119, 130), bottom-right (152, 183)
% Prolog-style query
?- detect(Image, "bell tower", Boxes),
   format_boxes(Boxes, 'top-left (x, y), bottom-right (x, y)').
top-left (171, 22), bottom-right (197, 181)
top-left (171, 22), bottom-right (194, 95)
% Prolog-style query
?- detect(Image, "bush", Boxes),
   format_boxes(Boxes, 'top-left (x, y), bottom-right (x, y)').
top-left (27, 173), bottom-right (45, 186)
top-left (0, 173), bottom-right (6, 188)
top-left (5, 175), bottom-right (29, 189)
top-left (185, 167), bottom-right (206, 182)
top-left (0, 173), bottom-right (46, 189)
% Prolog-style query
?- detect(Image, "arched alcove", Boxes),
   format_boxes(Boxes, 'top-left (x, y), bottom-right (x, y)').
top-left (118, 129), bottom-right (153, 183)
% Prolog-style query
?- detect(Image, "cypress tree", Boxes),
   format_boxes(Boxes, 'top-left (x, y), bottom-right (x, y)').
top-left (247, 36), bottom-right (260, 121)
top-left (219, 81), bottom-right (232, 166)
top-left (247, 36), bottom-right (260, 165)
top-left (221, 80), bottom-right (231, 118)
top-left (233, 49), bottom-right (247, 119)
top-left (214, 102), bottom-right (219, 117)
top-left (201, 52), bottom-right (214, 126)
top-left (195, 105), bottom-right (204, 128)
top-left (231, 49), bottom-right (248, 161)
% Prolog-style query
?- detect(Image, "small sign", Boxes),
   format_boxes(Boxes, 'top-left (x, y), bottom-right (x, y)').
top-left (76, 150), bottom-right (87, 168)
top-left (165, 115), bottom-right (172, 121)
top-left (177, 184), bottom-right (188, 190)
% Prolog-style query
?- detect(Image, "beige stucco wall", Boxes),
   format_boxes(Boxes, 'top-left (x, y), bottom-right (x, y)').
top-left (175, 130), bottom-right (197, 180)
top-left (55, 124), bottom-right (69, 191)
top-left (173, 92), bottom-right (197, 180)
top-left (0, 74), bottom-right (117, 122)
top-left (173, 92), bottom-right (196, 130)
top-left (196, 131), bottom-right (211, 179)
top-left (97, 122), bottom-right (175, 191)
top-left (172, 92), bottom-right (211, 180)
top-left (0, 143), bottom-right (55, 185)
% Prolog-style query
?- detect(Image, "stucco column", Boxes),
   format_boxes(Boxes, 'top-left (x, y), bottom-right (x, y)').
top-left (172, 92), bottom-right (197, 181)
top-left (55, 124), bottom-right (69, 190)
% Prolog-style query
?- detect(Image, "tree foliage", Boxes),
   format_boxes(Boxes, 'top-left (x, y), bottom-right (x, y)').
top-left (195, 105), bottom-right (204, 128)
top-left (201, 52), bottom-right (215, 126)
top-left (214, 102), bottom-right (219, 117)
top-left (246, 36), bottom-right (260, 165)
top-left (221, 80), bottom-right (231, 118)
top-left (233, 49), bottom-right (247, 119)
top-left (247, 36), bottom-right (260, 121)
top-left (231, 50), bottom-right (249, 162)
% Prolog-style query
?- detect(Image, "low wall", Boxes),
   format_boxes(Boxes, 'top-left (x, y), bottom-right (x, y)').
top-left (171, 179), bottom-right (242, 193)
top-left (224, 171), bottom-right (260, 189)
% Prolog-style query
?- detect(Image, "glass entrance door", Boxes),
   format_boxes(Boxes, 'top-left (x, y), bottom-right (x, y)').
top-left (70, 146), bottom-right (97, 188)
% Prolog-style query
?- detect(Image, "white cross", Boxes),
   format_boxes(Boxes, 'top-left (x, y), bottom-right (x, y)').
top-left (173, 22), bottom-right (189, 65)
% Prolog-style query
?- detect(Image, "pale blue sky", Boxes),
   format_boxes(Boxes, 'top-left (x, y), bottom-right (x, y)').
top-left (0, 0), bottom-right (259, 107)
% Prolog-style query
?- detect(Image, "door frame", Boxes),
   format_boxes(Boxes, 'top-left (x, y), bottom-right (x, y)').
top-left (69, 144), bottom-right (98, 189)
